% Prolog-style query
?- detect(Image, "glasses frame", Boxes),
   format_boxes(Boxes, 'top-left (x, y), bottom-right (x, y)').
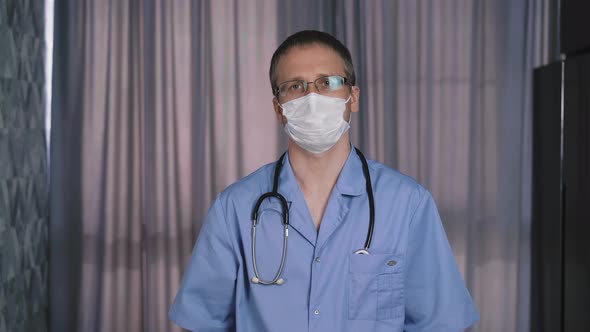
top-left (274, 75), bottom-right (352, 102)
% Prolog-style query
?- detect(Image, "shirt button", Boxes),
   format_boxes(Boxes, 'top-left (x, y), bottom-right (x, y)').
top-left (314, 309), bottom-right (320, 315)
top-left (315, 257), bottom-right (321, 263)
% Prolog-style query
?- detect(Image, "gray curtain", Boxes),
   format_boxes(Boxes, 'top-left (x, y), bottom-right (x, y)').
top-left (50, 0), bottom-right (210, 331)
top-left (49, 0), bottom-right (558, 331)
top-left (0, 0), bottom-right (48, 331)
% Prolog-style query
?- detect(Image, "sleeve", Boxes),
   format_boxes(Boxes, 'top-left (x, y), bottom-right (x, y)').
top-left (404, 191), bottom-right (479, 331)
top-left (169, 196), bottom-right (239, 332)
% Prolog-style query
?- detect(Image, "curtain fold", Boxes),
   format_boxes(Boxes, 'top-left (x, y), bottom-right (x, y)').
top-left (51, 1), bottom-right (211, 331)
top-left (50, 0), bottom-right (279, 331)
top-left (50, 0), bottom-right (557, 331)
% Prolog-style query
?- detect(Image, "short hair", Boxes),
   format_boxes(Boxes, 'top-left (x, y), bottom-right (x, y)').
top-left (269, 30), bottom-right (356, 95)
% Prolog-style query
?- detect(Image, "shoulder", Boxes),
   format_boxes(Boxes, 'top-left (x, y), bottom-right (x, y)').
top-left (366, 158), bottom-right (428, 199)
top-left (363, 158), bottom-right (433, 219)
top-left (216, 160), bottom-right (276, 207)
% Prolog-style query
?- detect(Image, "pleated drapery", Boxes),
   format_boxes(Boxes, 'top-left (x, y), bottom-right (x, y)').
top-left (49, 1), bottom-right (558, 331)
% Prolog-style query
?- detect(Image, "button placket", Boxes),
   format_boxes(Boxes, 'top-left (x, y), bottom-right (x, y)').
top-left (310, 249), bottom-right (321, 320)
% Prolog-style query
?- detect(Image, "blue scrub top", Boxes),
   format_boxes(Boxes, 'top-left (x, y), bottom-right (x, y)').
top-left (169, 147), bottom-right (479, 331)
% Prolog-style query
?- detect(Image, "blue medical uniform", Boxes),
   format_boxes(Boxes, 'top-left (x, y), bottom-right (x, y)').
top-left (169, 147), bottom-right (479, 331)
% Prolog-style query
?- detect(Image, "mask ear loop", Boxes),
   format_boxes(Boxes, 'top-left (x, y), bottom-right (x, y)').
top-left (274, 96), bottom-right (288, 127)
top-left (276, 97), bottom-right (285, 110)
top-left (344, 88), bottom-right (353, 124)
top-left (346, 83), bottom-right (355, 103)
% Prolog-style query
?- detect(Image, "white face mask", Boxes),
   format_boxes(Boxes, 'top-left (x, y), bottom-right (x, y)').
top-left (280, 93), bottom-right (351, 154)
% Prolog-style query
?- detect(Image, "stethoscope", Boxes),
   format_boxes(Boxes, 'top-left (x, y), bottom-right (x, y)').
top-left (250, 147), bottom-right (375, 285)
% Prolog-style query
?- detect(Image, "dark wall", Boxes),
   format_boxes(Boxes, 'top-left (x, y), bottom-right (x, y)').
top-left (561, 0), bottom-right (590, 329)
top-left (0, 0), bottom-right (49, 331)
top-left (561, 0), bottom-right (590, 55)
top-left (531, 61), bottom-right (563, 332)
top-left (532, 0), bottom-right (590, 328)
top-left (562, 53), bottom-right (590, 331)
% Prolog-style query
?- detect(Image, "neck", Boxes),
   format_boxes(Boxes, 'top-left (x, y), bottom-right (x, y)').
top-left (288, 135), bottom-right (351, 192)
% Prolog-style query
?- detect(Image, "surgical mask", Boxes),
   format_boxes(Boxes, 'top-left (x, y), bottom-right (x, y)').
top-left (280, 93), bottom-right (351, 154)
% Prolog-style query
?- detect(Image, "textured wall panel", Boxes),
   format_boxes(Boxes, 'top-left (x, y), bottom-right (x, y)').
top-left (0, 0), bottom-right (48, 331)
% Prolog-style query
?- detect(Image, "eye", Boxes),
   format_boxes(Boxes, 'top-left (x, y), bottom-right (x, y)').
top-left (318, 76), bottom-right (343, 90)
top-left (318, 78), bottom-right (331, 87)
top-left (279, 81), bottom-right (305, 96)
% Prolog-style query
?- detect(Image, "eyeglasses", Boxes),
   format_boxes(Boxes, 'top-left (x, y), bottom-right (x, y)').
top-left (275, 75), bottom-right (350, 101)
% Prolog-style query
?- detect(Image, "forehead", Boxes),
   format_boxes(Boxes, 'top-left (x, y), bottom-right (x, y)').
top-left (275, 44), bottom-right (347, 82)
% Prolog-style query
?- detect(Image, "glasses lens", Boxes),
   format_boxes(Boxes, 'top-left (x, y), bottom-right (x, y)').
top-left (315, 76), bottom-right (345, 92)
top-left (279, 80), bottom-right (306, 98)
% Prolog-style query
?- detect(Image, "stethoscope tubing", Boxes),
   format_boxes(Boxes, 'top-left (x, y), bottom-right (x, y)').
top-left (251, 223), bottom-right (288, 285)
top-left (356, 147), bottom-right (375, 252)
top-left (251, 148), bottom-right (374, 285)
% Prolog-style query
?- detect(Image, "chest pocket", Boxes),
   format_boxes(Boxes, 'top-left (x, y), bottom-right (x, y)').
top-left (348, 253), bottom-right (404, 321)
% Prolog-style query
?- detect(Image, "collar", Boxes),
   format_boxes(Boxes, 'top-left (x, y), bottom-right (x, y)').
top-left (277, 144), bottom-right (366, 199)
top-left (335, 145), bottom-right (366, 196)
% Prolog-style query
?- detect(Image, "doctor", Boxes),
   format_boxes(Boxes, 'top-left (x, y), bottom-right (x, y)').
top-left (169, 30), bottom-right (479, 331)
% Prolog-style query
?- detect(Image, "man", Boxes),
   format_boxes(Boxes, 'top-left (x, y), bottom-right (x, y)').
top-left (170, 30), bottom-right (479, 331)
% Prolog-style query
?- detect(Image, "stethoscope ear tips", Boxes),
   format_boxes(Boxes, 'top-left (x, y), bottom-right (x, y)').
top-left (251, 277), bottom-right (260, 284)
top-left (276, 278), bottom-right (284, 285)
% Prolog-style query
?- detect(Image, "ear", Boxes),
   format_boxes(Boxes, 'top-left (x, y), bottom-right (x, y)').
top-left (350, 86), bottom-right (360, 113)
top-left (273, 97), bottom-right (287, 125)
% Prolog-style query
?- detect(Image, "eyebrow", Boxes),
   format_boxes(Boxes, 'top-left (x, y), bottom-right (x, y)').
top-left (282, 73), bottom-right (345, 82)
